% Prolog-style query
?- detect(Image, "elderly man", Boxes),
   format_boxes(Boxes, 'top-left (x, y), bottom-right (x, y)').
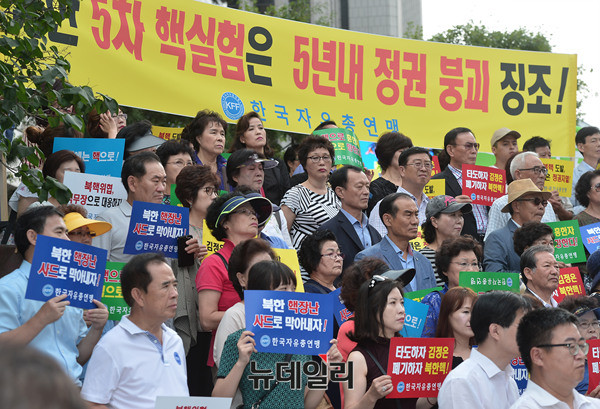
top-left (483, 179), bottom-right (551, 273)
top-left (485, 152), bottom-right (569, 240)
top-left (81, 253), bottom-right (188, 409)
top-left (511, 308), bottom-right (600, 408)
top-left (94, 152), bottom-right (167, 262)
top-left (356, 193), bottom-right (436, 292)
top-left (369, 146), bottom-right (432, 237)
top-left (520, 244), bottom-right (560, 308)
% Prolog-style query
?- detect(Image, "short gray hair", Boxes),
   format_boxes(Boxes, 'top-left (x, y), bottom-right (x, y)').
top-left (520, 244), bottom-right (554, 284)
top-left (510, 151), bottom-right (539, 179)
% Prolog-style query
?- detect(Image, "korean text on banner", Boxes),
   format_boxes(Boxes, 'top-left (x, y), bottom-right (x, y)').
top-left (400, 298), bottom-right (428, 338)
top-left (154, 396), bottom-right (232, 409)
top-left (313, 128), bottom-right (364, 168)
top-left (578, 221), bottom-right (600, 255)
top-left (540, 158), bottom-right (575, 198)
top-left (387, 337), bottom-right (454, 398)
top-left (331, 287), bottom-right (353, 326)
top-left (63, 171), bottom-right (128, 220)
top-left (124, 201), bottom-right (189, 258)
top-left (552, 267), bottom-right (585, 304)
top-left (459, 271), bottom-right (521, 294)
top-left (53, 137), bottom-right (125, 178)
top-left (244, 290), bottom-right (333, 355)
top-left (409, 226), bottom-right (427, 252)
top-left (547, 220), bottom-right (586, 263)
top-left (25, 235), bottom-right (107, 309)
top-left (587, 339), bottom-right (600, 395)
top-left (423, 179), bottom-right (445, 200)
top-left (511, 356), bottom-right (529, 395)
top-left (101, 262), bottom-right (131, 320)
top-left (462, 164), bottom-right (506, 206)
top-left (49, 0), bottom-right (576, 156)
top-left (152, 126), bottom-right (184, 141)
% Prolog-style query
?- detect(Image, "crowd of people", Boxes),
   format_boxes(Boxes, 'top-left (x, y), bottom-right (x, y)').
top-left (2, 109), bottom-right (600, 409)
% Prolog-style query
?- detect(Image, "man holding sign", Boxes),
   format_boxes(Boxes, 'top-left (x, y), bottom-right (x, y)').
top-left (0, 206), bottom-right (108, 385)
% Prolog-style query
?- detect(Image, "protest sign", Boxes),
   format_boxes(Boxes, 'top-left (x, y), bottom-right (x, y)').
top-left (152, 126), bottom-right (184, 141)
top-left (202, 220), bottom-right (225, 257)
top-left (511, 356), bottom-right (529, 395)
top-left (431, 156), bottom-right (440, 176)
top-left (245, 290), bottom-right (333, 355)
top-left (547, 220), bottom-right (586, 263)
top-left (423, 179), bottom-right (445, 200)
top-left (461, 164), bottom-right (506, 206)
top-left (63, 171), bottom-right (128, 219)
top-left (53, 137), bottom-right (125, 177)
top-left (272, 248), bottom-right (305, 293)
top-left (25, 235), bottom-right (107, 309)
top-left (541, 158), bottom-right (575, 198)
top-left (331, 287), bottom-right (353, 326)
top-left (360, 141), bottom-right (378, 171)
top-left (400, 298), bottom-right (428, 338)
top-left (313, 128), bottom-right (364, 168)
top-left (101, 262), bottom-right (131, 320)
top-left (552, 267), bottom-right (585, 304)
top-left (155, 396), bottom-right (232, 409)
top-left (409, 227), bottom-right (427, 252)
top-left (587, 339), bottom-right (600, 394)
top-left (459, 271), bottom-right (520, 294)
top-left (169, 184), bottom-right (183, 207)
top-left (124, 201), bottom-right (189, 258)
top-left (387, 337), bottom-right (454, 398)
top-left (49, 1), bottom-right (576, 156)
top-left (404, 287), bottom-right (443, 303)
top-left (579, 222), bottom-right (600, 254)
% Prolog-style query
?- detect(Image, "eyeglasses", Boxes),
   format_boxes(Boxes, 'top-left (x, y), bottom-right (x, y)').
top-left (578, 320), bottom-right (600, 330)
top-left (451, 143), bottom-right (480, 151)
top-left (233, 207), bottom-right (258, 218)
top-left (536, 342), bottom-right (589, 356)
top-left (68, 230), bottom-right (96, 238)
top-left (519, 166), bottom-right (548, 175)
top-left (167, 160), bottom-right (194, 167)
top-left (450, 262), bottom-right (481, 270)
top-left (592, 182), bottom-right (600, 193)
top-left (515, 197), bottom-right (548, 207)
top-left (321, 252), bottom-right (345, 260)
top-left (201, 186), bottom-right (218, 196)
top-left (307, 155), bottom-right (332, 163)
top-left (406, 161), bottom-right (433, 170)
top-left (112, 113), bottom-right (127, 120)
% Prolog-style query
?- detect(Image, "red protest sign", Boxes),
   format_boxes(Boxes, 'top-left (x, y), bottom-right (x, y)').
top-left (587, 339), bottom-right (600, 394)
top-left (387, 337), bottom-right (454, 398)
top-left (462, 164), bottom-right (506, 206)
top-left (431, 156), bottom-right (440, 176)
top-left (552, 266), bottom-right (585, 304)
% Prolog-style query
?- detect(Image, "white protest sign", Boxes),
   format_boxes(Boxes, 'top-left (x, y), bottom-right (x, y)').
top-left (154, 396), bottom-right (232, 409)
top-left (63, 171), bottom-right (128, 219)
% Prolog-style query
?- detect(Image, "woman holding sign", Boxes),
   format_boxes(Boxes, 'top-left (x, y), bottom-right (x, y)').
top-left (344, 275), bottom-right (417, 409)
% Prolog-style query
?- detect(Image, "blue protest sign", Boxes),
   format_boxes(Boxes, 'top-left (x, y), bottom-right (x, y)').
top-left (124, 201), bottom-right (189, 258)
top-left (511, 356), bottom-right (529, 395)
top-left (25, 235), bottom-right (107, 309)
top-left (245, 290), bottom-right (333, 355)
top-left (331, 287), bottom-right (354, 326)
top-left (579, 222), bottom-right (600, 255)
top-left (53, 137), bottom-right (125, 177)
top-left (400, 298), bottom-right (428, 338)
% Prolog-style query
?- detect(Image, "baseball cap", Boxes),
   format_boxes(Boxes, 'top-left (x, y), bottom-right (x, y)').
top-left (491, 127), bottom-right (521, 147)
top-left (425, 195), bottom-right (472, 220)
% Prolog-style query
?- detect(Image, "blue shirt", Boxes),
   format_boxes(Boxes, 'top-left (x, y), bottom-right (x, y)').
top-left (194, 153), bottom-right (228, 191)
top-left (0, 260), bottom-right (89, 384)
top-left (260, 232), bottom-right (289, 249)
top-left (421, 284), bottom-right (449, 338)
top-left (339, 208), bottom-right (372, 248)
top-left (388, 237), bottom-right (417, 289)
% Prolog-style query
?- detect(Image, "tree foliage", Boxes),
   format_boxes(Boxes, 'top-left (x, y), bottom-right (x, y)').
top-left (1, 0), bottom-right (118, 204)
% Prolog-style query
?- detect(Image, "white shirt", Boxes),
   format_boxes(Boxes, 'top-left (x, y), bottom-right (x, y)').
top-left (93, 200), bottom-right (132, 263)
top-left (510, 380), bottom-right (600, 409)
top-left (485, 194), bottom-right (557, 240)
top-left (81, 316), bottom-right (188, 409)
top-left (369, 186), bottom-right (428, 237)
top-left (438, 348), bottom-right (520, 409)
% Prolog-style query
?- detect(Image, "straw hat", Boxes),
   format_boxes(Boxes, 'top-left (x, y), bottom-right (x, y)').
top-left (501, 179), bottom-right (552, 213)
top-left (63, 212), bottom-right (112, 237)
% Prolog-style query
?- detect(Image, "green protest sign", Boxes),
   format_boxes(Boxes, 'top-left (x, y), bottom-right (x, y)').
top-left (313, 128), bottom-right (364, 168)
top-left (170, 184), bottom-right (182, 207)
top-left (404, 286), bottom-right (443, 302)
top-left (101, 262), bottom-right (131, 320)
top-left (459, 272), bottom-right (520, 294)
top-left (546, 220), bottom-right (586, 263)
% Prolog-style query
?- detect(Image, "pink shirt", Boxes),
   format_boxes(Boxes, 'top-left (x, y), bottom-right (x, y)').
top-left (337, 320), bottom-right (357, 362)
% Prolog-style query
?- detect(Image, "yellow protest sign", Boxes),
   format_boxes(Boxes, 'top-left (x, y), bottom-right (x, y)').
top-left (202, 220), bottom-right (224, 257)
top-left (423, 179), bottom-right (446, 199)
top-left (49, 0), bottom-right (576, 156)
top-left (540, 158), bottom-right (575, 197)
top-left (152, 126), bottom-right (184, 141)
top-left (409, 226), bottom-right (428, 252)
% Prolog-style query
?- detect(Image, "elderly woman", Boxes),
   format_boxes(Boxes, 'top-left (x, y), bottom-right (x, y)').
top-left (367, 132), bottom-right (413, 216)
top-left (575, 170), bottom-right (600, 226)
top-left (156, 140), bottom-right (195, 204)
top-left (229, 111), bottom-right (291, 205)
top-left (196, 191), bottom-right (273, 369)
top-left (420, 195), bottom-right (472, 285)
top-left (281, 135), bottom-right (341, 250)
top-left (421, 236), bottom-right (482, 338)
top-left (298, 230), bottom-right (343, 291)
top-left (181, 110), bottom-right (229, 190)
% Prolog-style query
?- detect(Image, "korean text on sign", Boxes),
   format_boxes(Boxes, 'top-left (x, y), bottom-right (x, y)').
top-left (547, 220), bottom-right (586, 263)
top-left (387, 337), bottom-right (454, 398)
top-left (461, 164), bottom-right (506, 206)
top-left (245, 290), bottom-right (333, 355)
top-left (587, 339), bottom-right (600, 394)
top-left (25, 235), bottom-right (107, 309)
top-left (579, 221), bottom-right (600, 255)
top-left (124, 201), bottom-right (189, 258)
top-left (63, 172), bottom-right (128, 220)
top-left (459, 271), bottom-right (521, 294)
top-left (540, 158), bottom-right (574, 198)
top-left (313, 128), bottom-right (364, 168)
top-left (552, 267), bottom-right (585, 304)
top-left (101, 262), bottom-right (131, 320)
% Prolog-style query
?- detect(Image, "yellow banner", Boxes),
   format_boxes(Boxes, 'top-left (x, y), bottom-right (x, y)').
top-left (50, 1), bottom-right (576, 156)
top-left (152, 125), bottom-right (184, 141)
top-left (423, 179), bottom-right (446, 199)
top-left (540, 158), bottom-right (575, 197)
top-left (409, 226), bottom-right (428, 252)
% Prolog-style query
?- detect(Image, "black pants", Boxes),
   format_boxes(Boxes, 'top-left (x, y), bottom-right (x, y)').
top-left (186, 331), bottom-right (214, 396)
